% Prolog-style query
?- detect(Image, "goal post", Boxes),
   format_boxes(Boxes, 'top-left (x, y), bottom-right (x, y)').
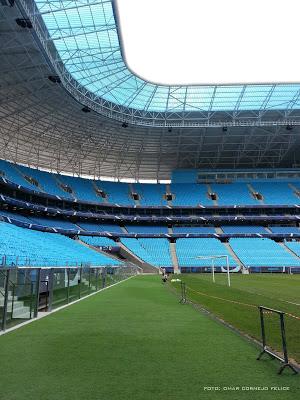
top-left (195, 255), bottom-right (231, 287)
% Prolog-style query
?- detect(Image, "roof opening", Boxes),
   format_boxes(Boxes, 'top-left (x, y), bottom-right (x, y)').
top-left (116, 0), bottom-right (300, 85)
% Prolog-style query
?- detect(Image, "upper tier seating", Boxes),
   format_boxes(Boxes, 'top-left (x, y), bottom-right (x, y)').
top-left (229, 238), bottom-right (300, 267)
top-left (95, 181), bottom-right (134, 205)
top-left (170, 183), bottom-right (213, 206)
top-left (56, 175), bottom-right (101, 203)
top-left (79, 236), bottom-right (116, 247)
top-left (0, 222), bottom-right (120, 267)
top-left (1, 159), bottom-right (300, 207)
top-left (15, 163), bottom-right (70, 198)
top-left (0, 160), bottom-right (34, 189)
top-left (133, 183), bottom-right (166, 206)
top-left (121, 238), bottom-right (172, 267)
top-left (221, 226), bottom-right (267, 234)
top-left (172, 226), bottom-right (216, 233)
top-left (176, 238), bottom-right (236, 267)
top-left (211, 183), bottom-right (258, 205)
top-left (78, 223), bottom-right (123, 233)
top-left (125, 225), bottom-right (168, 234)
top-left (251, 182), bottom-right (299, 205)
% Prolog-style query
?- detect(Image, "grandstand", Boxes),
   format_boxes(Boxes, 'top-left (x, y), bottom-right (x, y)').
top-left (0, 1), bottom-right (300, 398)
top-left (0, 222), bottom-right (119, 267)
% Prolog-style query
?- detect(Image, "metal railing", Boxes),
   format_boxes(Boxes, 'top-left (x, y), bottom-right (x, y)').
top-left (0, 263), bottom-right (139, 332)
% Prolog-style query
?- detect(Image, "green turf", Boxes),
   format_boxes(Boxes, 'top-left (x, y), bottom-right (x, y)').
top-left (0, 275), bottom-right (299, 400)
top-left (171, 273), bottom-right (300, 363)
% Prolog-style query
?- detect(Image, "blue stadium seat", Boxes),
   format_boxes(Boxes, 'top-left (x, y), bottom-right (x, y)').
top-left (121, 238), bottom-right (172, 267)
top-left (0, 160), bottom-right (36, 190)
top-left (172, 226), bottom-right (215, 233)
top-left (176, 238), bottom-right (236, 267)
top-left (30, 217), bottom-right (79, 230)
top-left (269, 226), bottom-right (300, 234)
top-left (211, 183), bottom-right (258, 205)
top-left (57, 175), bottom-right (102, 202)
top-left (78, 223), bottom-right (123, 233)
top-left (170, 183), bottom-right (213, 206)
top-left (285, 241), bottom-right (300, 256)
top-left (251, 182), bottom-right (299, 205)
top-left (95, 181), bottom-right (134, 205)
top-left (80, 236), bottom-right (116, 247)
top-left (133, 183), bottom-right (166, 206)
top-left (229, 238), bottom-right (300, 267)
top-left (125, 225), bottom-right (168, 233)
top-left (15, 164), bottom-right (69, 198)
top-left (0, 222), bottom-right (120, 267)
top-left (221, 226), bottom-right (267, 234)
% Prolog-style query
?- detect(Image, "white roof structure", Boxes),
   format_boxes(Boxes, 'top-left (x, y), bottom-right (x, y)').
top-left (0, 0), bottom-right (299, 180)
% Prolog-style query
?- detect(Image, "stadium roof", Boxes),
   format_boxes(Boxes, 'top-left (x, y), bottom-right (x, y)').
top-left (0, 0), bottom-right (300, 180)
top-left (22, 0), bottom-right (300, 127)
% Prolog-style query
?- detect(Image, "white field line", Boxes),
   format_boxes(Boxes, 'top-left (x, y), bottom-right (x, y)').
top-left (0, 275), bottom-right (136, 336)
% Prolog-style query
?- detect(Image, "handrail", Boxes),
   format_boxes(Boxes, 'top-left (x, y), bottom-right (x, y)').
top-left (0, 268), bottom-right (15, 290)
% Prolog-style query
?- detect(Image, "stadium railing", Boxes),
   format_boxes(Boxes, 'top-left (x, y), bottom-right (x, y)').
top-left (0, 263), bottom-right (139, 332)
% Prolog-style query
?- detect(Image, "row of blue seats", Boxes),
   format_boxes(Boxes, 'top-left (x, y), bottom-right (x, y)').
top-left (121, 238), bottom-right (300, 268)
top-left (0, 221), bottom-right (299, 269)
top-left (1, 159), bottom-right (300, 205)
top-left (0, 210), bottom-right (299, 234)
top-left (229, 238), bottom-right (300, 267)
top-left (0, 222), bottom-right (120, 267)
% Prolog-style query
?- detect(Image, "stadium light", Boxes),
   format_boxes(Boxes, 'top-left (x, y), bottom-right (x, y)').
top-left (116, 0), bottom-right (300, 85)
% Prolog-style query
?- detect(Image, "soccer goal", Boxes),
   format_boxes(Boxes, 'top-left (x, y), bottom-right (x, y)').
top-left (195, 255), bottom-right (231, 287)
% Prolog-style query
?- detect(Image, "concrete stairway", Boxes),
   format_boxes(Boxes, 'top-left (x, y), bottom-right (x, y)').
top-left (118, 243), bottom-right (158, 273)
top-left (206, 184), bottom-right (218, 205)
top-left (247, 183), bottom-right (264, 204)
top-left (77, 239), bottom-right (121, 263)
top-left (0, 291), bottom-right (31, 319)
top-left (223, 242), bottom-right (244, 271)
top-left (169, 242), bottom-right (180, 274)
top-left (215, 227), bottom-right (223, 234)
top-left (165, 184), bottom-right (173, 206)
top-left (289, 183), bottom-right (300, 203)
top-left (81, 277), bottom-right (96, 291)
top-left (278, 241), bottom-right (300, 261)
top-left (129, 183), bottom-right (140, 206)
top-left (92, 181), bottom-right (109, 203)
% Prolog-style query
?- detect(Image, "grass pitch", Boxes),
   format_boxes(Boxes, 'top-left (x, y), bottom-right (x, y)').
top-left (0, 275), bottom-right (299, 400)
top-left (171, 273), bottom-right (300, 363)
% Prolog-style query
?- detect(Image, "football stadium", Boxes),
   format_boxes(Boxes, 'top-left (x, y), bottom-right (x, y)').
top-left (0, 0), bottom-right (300, 399)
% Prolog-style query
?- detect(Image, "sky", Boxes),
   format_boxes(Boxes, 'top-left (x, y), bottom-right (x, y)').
top-left (116, 0), bottom-right (300, 85)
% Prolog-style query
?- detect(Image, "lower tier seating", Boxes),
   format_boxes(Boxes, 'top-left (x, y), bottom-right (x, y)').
top-left (0, 222), bottom-right (120, 267)
top-left (176, 238), bottom-right (236, 267)
top-left (121, 238), bottom-right (172, 267)
top-left (229, 238), bottom-right (300, 267)
top-left (285, 241), bottom-right (300, 256)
